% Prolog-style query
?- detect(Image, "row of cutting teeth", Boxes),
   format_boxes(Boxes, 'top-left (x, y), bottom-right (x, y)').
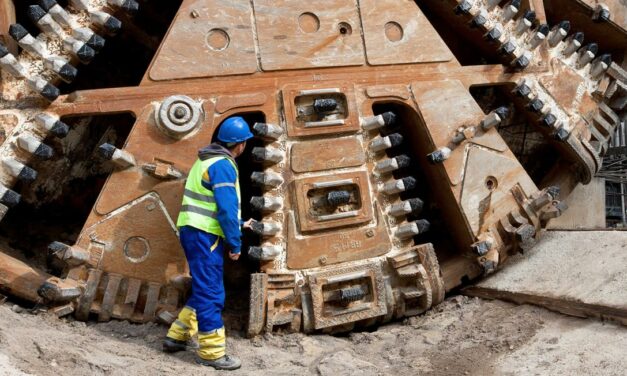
top-left (248, 122), bottom-right (286, 261)
top-left (0, 0), bottom-right (137, 101)
top-left (453, 0), bottom-right (612, 77)
top-left (361, 112), bottom-right (430, 241)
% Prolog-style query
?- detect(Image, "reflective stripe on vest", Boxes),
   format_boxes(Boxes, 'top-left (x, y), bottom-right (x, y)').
top-left (176, 156), bottom-right (240, 237)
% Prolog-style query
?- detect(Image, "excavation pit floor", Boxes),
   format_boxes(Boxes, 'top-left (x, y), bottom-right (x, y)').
top-left (1, 296), bottom-right (626, 376)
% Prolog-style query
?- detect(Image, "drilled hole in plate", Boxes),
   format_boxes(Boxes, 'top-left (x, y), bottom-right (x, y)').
top-left (384, 21), bottom-right (403, 42)
top-left (485, 176), bottom-right (498, 191)
top-left (206, 28), bottom-right (230, 51)
top-left (338, 22), bottom-right (352, 35)
top-left (299, 12), bottom-right (320, 33)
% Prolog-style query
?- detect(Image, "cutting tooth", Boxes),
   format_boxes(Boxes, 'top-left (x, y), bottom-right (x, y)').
top-left (252, 147), bottom-right (283, 164)
top-left (470, 9), bottom-right (489, 29)
top-left (515, 10), bottom-right (535, 35)
top-left (251, 171), bottom-right (283, 188)
top-left (512, 50), bottom-right (532, 70)
top-left (0, 184), bottom-right (21, 207)
top-left (360, 111), bottom-right (396, 131)
top-left (247, 244), bottom-right (282, 261)
top-left (2, 159), bottom-right (38, 182)
top-left (375, 154), bottom-right (411, 174)
top-left (528, 24), bottom-right (549, 50)
top-left (590, 54), bottom-right (612, 77)
top-left (554, 126), bottom-right (571, 142)
top-left (481, 106), bottom-right (509, 130)
top-left (513, 79), bottom-right (532, 98)
top-left (382, 177), bottom-right (417, 195)
top-left (250, 221), bottom-right (282, 237)
top-left (35, 113), bottom-right (70, 138)
top-left (9, 24), bottom-right (47, 58)
top-left (28, 5), bottom-right (64, 38)
top-left (592, 4), bottom-right (610, 22)
top-left (548, 21), bottom-right (570, 47)
top-left (107, 0), bottom-right (140, 15)
top-left (577, 43), bottom-right (598, 68)
top-left (369, 133), bottom-right (403, 152)
top-left (252, 122), bottom-right (283, 140)
top-left (501, 0), bottom-right (521, 22)
top-left (250, 196), bottom-right (283, 213)
top-left (90, 11), bottom-right (122, 35)
top-left (486, 0), bottom-right (501, 9)
top-left (395, 220), bottom-right (431, 239)
top-left (528, 97), bottom-right (545, 113)
top-left (427, 147), bottom-right (451, 164)
top-left (98, 143), bottom-right (136, 168)
top-left (44, 56), bottom-right (77, 83)
top-left (26, 76), bottom-right (60, 102)
top-left (388, 198), bottom-right (424, 217)
top-left (39, 0), bottom-right (76, 28)
top-left (48, 241), bottom-right (90, 266)
top-left (17, 135), bottom-right (54, 159)
top-left (563, 31), bottom-right (584, 56)
top-left (63, 37), bottom-right (96, 64)
top-left (72, 28), bottom-right (106, 52)
top-left (454, 0), bottom-right (473, 16)
top-left (541, 112), bottom-right (559, 128)
top-left (0, 43), bottom-right (27, 78)
top-left (485, 23), bottom-right (504, 43)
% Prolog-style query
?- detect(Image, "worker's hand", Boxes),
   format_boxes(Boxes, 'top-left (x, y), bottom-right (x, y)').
top-left (229, 251), bottom-right (240, 261)
top-left (242, 218), bottom-right (256, 230)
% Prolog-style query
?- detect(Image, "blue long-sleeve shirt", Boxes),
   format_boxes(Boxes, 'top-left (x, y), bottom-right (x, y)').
top-left (201, 158), bottom-right (242, 254)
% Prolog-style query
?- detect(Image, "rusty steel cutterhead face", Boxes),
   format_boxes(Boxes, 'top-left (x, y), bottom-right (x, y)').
top-left (0, 0), bottom-right (625, 335)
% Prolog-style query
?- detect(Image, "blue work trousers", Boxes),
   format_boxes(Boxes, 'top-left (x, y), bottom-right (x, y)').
top-left (179, 226), bottom-right (225, 332)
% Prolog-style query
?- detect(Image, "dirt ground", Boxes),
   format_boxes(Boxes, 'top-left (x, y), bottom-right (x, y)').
top-left (1, 296), bottom-right (626, 376)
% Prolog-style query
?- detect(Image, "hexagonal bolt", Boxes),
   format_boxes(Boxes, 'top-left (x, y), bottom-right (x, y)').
top-left (454, 0), bottom-right (472, 16)
top-left (251, 171), bottom-right (283, 188)
top-left (44, 56), bottom-right (78, 83)
top-left (388, 198), bottom-right (424, 217)
top-left (395, 220), bottom-right (430, 239)
top-left (247, 244), bottom-right (282, 261)
top-left (528, 24), bottom-right (549, 50)
top-left (107, 0), bottom-right (140, 15)
top-left (251, 147), bottom-right (283, 164)
top-left (72, 28), bottom-right (106, 52)
top-left (252, 122), bottom-right (283, 140)
top-left (0, 184), bottom-right (21, 208)
top-left (98, 143), bottom-right (136, 168)
top-left (35, 113), bottom-right (70, 138)
top-left (427, 147), bottom-right (451, 164)
top-left (39, 0), bottom-right (76, 28)
top-left (592, 4), bottom-right (610, 22)
top-left (577, 43), bottom-right (598, 68)
top-left (2, 159), bottom-right (37, 182)
top-left (548, 21), bottom-right (571, 47)
top-left (63, 37), bottom-right (96, 64)
top-left (484, 24), bottom-right (504, 42)
top-left (369, 133), bottom-right (403, 152)
top-left (381, 176), bottom-right (417, 195)
top-left (563, 31), bottom-right (584, 56)
top-left (48, 241), bottom-right (90, 266)
top-left (471, 240), bottom-right (492, 256)
top-left (90, 10), bottom-right (122, 35)
top-left (37, 277), bottom-right (82, 302)
top-left (481, 106), bottom-right (509, 130)
top-left (250, 196), bottom-right (283, 213)
top-left (501, 0), bottom-right (521, 22)
top-left (17, 135), bottom-right (54, 159)
top-left (360, 111), bottom-right (396, 131)
top-left (9, 23), bottom-right (47, 57)
top-left (250, 220), bottom-right (282, 237)
top-left (0, 43), bottom-right (27, 78)
top-left (590, 54), bottom-right (612, 77)
top-left (375, 154), bottom-right (411, 174)
top-left (28, 5), bottom-right (64, 37)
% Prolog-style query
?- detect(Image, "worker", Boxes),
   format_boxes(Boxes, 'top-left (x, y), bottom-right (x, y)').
top-left (162, 116), bottom-right (254, 371)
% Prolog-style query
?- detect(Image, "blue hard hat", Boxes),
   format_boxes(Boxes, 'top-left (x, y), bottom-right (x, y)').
top-left (217, 116), bottom-right (254, 143)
